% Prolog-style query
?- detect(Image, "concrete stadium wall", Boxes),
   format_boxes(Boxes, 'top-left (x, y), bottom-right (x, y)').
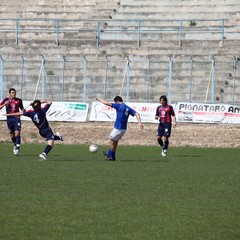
top-left (0, 0), bottom-right (240, 104)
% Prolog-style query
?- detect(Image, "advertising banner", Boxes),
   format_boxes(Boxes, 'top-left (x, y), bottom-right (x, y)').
top-left (2, 100), bottom-right (238, 124)
top-left (89, 101), bottom-right (159, 123)
top-left (0, 101), bottom-right (89, 122)
top-left (176, 102), bottom-right (240, 124)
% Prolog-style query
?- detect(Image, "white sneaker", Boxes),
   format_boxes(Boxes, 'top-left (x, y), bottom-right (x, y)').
top-left (14, 149), bottom-right (19, 155)
top-left (13, 145), bottom-right (17, 154)
top-left (161, 149), bottom-right (167, 157)
top-left (39, 153), bottom-right (47, 161)
top-left (56, 132), bottom-right (63, 141)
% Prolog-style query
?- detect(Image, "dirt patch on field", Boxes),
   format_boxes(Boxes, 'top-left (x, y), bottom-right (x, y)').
top-left (1, 121), bottom-right (240, 148)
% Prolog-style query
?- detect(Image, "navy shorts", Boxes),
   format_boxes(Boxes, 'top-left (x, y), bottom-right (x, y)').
top-left (157, 122), bottom-right (172, 137)
top-left (7, 117), bottom-right (21, 133)
top-left (39, 127), bottom-right (54, 141)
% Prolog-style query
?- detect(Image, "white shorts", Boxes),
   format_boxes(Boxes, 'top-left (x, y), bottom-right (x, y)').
top-left (109, 128), bottom-right (126, 141)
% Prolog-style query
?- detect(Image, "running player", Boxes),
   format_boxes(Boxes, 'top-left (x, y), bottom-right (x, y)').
top-left (155, 95), bottom-right (177, 157)
top-left (3, 100), bottom-right (63, 161)
top-left (0, 88), bottom-right (25, 155)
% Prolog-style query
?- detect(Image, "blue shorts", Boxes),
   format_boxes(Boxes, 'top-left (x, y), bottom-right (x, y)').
top-left (157, 122), bottom-right (172, 137)
top-left (7, 117), bottom-right (21, 133)
top-left (39, 127), bottom-right (54, 141)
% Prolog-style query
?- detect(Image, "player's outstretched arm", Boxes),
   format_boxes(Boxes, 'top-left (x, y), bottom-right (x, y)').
top-left (96, 97), bottom-right (112, 107)
top-left (41, 100), bottom-right (52, 105)
top-left (2, 112), bottom-right (23, 117)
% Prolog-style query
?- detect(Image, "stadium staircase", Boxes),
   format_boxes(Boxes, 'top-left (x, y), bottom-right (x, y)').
top-left (0, 0), bottom-right (239, 103)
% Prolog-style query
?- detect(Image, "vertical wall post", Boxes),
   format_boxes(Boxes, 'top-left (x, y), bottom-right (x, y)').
top-left (104, 56), bottom-right (109, 99)
top-left (189, 56), bottom-right (193, 102)
top-left (56, 19), bottom-right (60, 46)
top-left (146, 56), bottom-right (151, 102)
top-left (126, 57), bottom-right (131, 102)
top-left (232, 56), bottom-right (237, 104)
top-left (21, 56), bottom-right (25, 99)
top-left (16, 18), bottom-right (19, 46)
top-left (211, 57), bottom-right (215, 103)
top-left (0, 56), bottom-right (3, 99)
top-left (41, 56), bottom-right (45, 100)
top-left (221, 18), bottom-right (225, 43)
top-left (138, 18), bottom-right (141, 47)
top-left (61, 56), bottom-right (66, 101)
top-left (96, 20), bottom-right (100, 47)
top-left (83, 56), bottom-right (87, 103)
top-left (179, 19), bottom-right (182, 47)
top-left (168, 56), bottom-right (173, 104)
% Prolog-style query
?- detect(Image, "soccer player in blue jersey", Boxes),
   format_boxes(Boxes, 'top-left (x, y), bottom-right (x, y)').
top-left (155, 95), bottom-right (177, 157)
top-left (3, 100), bottom-right (63, 161)
top-left (96, 96), bottom-right (144, 161)
top-left (0, 88), bottom-right (26, 155)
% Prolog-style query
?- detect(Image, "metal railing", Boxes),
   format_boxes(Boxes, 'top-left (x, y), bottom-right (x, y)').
top-left (0, 18), bottom-right (226, 47)
top-left (0, 55), bottom-right (239, 105)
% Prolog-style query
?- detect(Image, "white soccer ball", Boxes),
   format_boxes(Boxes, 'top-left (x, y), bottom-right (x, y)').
top-left (89, 144), bottom-right (98, 153)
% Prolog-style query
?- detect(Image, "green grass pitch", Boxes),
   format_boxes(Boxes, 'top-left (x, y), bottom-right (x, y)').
top-left (0, 143), bottom-right (240, 240)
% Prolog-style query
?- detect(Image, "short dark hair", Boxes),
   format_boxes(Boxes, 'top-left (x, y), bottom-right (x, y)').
top-left (159, 95), bottom-right (168, 103)
top-left (114, 96), bottom-right (123, 102)
top-left (9, 88), bottom-right (16, 93)
top-left (31, 100), bottom-right (41, 111)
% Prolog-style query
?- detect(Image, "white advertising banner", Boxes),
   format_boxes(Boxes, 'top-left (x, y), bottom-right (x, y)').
top-left (176, 102), bottom-right (240, 124)
top-left (89, 101), bottom-right (159, 123)
top-left (0, 101), bottom-right (89, 122)
top-left (3, 100), bottom-right (238, 124)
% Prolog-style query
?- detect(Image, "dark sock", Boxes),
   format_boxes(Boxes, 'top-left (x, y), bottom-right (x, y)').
top-left (44, 145), bottom-right (52, 155)
top-left (163, 141), bottom-right (166, 150)
top-left (163, 140), bottom-right (169, 151)
top-left (158, 139), bottom-right (163, 147)
top-left (12, 137), bottom-right (16, 144)
top-left (107, 149), bottom-right (111, 156)
top-left (107, 149), bottom-right (115, 159)
top-left (165, 140), bottom-right (169, 150)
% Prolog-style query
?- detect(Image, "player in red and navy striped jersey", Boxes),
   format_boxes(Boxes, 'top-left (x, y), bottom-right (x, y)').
top-left (3, 100), bottom-right (63, 161)
top-left (0, 88), bottom-right (25, 155)
top-left (155, 95), bottom-right (177, 157)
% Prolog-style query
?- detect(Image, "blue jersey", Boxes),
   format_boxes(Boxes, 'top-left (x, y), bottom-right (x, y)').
top-left (111, 102), bottom-right (136, 130)
top-left (23, 103), bottom-right (51, 130)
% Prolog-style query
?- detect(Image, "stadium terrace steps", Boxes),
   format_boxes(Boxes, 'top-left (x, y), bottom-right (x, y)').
top-left (119, 0), bottom-right (240, 5)
top-left (0, 0), bottom-right (239, 103)
top-left (117, 6), bottom-right (238, 14)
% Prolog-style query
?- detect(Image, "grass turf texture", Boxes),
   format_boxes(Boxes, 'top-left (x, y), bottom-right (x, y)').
top-left (0, 144), bottom-right (240, 240)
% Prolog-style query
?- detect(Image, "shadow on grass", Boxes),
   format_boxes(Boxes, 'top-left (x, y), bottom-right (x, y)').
top-left (123, 160), bottom-right (169, 163)
top-left (170, 155), bottom-right (205, 158)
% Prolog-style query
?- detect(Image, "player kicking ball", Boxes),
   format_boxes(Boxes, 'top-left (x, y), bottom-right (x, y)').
top-left (96, 96), bottom-right (144, 161)
top-left (3, 100), bottom-right (63, 161)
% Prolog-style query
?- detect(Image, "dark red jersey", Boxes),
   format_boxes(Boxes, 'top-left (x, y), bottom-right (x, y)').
top-left (156, 104), bottom-right (175, 123)
top-left (0, 97), bottom-right (24, 115)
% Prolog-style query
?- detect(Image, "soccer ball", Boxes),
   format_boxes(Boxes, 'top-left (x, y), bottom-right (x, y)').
top-left (89, 144), bottom-right (98, 153)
